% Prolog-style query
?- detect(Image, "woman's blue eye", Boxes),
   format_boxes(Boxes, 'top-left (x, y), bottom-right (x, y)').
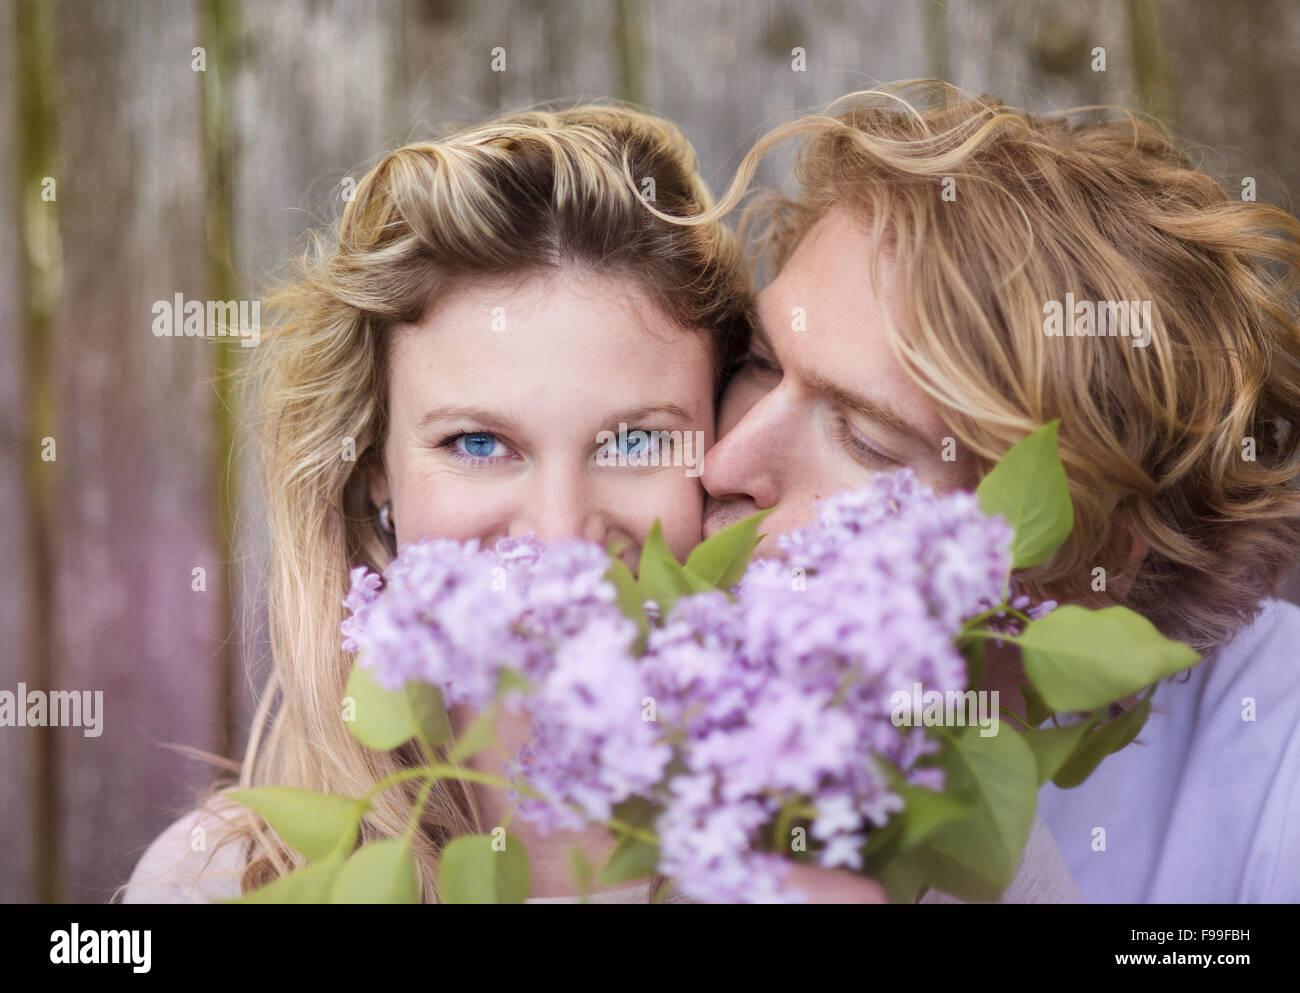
top-left (602, 428), bottom-right (662, 463)
top-left (456, 432), bottom-right (501, 458)
top-left (620, 431), bottom-right (651, 456)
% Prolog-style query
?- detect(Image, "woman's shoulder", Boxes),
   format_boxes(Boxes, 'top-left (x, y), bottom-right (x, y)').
top-left (122, 798), bottom-right (250, 904)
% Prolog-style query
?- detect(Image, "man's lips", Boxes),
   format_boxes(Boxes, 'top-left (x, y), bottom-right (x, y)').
top-left (704, 498), bottom-right (789, 561)
top-left (702, 496), bottom-right (754, 539)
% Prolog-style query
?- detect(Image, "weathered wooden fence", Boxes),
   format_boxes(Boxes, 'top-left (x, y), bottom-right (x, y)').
top-left (2, 0), bottom-right (1298, 903)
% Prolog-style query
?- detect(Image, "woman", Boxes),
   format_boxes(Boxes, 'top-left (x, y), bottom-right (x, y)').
top-left (121, 104), bottom-right (752, 903)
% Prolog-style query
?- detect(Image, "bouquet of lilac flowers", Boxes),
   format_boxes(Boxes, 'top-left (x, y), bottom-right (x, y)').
top-left (224, 422), bottom-right (1198, 903)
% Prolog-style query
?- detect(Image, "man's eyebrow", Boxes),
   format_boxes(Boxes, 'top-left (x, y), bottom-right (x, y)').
top-left (804, 371), bottom-right (934, 449)
top-left (416, 405), bottom-right (523, 433)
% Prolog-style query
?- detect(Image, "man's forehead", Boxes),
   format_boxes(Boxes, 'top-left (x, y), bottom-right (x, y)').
top-left (765, 209), bottom-right (887, 312)
top-left (755, 213), bottom-right (954, 456)
top-left (756, 215), bottom-right (887, 369)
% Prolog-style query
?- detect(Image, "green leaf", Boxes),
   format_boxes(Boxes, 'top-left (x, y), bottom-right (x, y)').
top-left (611, 795), bottom-right (660, 830)
top-left (344, 661), bottom-right (451, 751)
top-left (604, 797), bottom-right (662, 886)
top-left (447, 706), bottom-right (499, 764)
top-left (569, 845), bottom-right (594, 901)
top-left (680, 567), bottom-right (718, 595)
top-left (636, 520), bottom-right (694, 615)
top-left (650, 877), bottom-right (679, 904)
top-left (873, 847), bottom-right (933, 905)
top-left (975, 420), bottom-right (1074, 569)
top-left (1017, 713), bottom-right (1100, 785)
top-left (222, 855), bottom-right (344, 904)
top-left (407, 683), bottom-right (452, 748)
top-left (1013, 605), bottom-right (1199, 712)
top-left (683, 507), bottom-right (773, 590)
top-left (874, 755), bottom-right (972, 851)
top-left (1052, 699), bottom-right (1151, 789)
top-left (862, 800), bottom-right (907, 857)
top-left (600, 836), bottom-right (659, 885)
top-left (605, 556), bottom-right (649, 647)
top-left (893, 781), bottom-right (975, 849)
top-left (330, 839), bottom-right (420, 904)
top-left (438, 832), bottom-right (530, 903)
top-left (910, 726), bottom-right (1039, 902)
top-left (960, 633), bottom-right (987, 692)
top-left (223, 786), bottom-right (368, 862)
top-left (1018, 681), bottom-right (1053, 728)
top-left (495, 666), bottom-right (536, 697)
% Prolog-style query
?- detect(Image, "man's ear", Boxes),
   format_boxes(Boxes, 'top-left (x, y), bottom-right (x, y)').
top-left (1111, 511), bottom-right (1150, 602)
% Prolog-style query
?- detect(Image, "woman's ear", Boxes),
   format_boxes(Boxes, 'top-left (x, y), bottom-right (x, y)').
top-left (368, 452), bottom-right (390, 512)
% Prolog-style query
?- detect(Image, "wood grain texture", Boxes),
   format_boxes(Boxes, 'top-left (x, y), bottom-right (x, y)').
top-left (945, 0), bottom-right (1139, 112)
top-left (48, 0), bottom-right (223, 903)
top-left (0, 0), bottom-right (37, 904)
top-left (401, 0), bottom-right (627, 131)
top-left (224, 0), bottom-right (408, 755)
top-left (640, 0), bottom-right (928, 193)
top-left (1159, 0), bottom-right (1300, 217)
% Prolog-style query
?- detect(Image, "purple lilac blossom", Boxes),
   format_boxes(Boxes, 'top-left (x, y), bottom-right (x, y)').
top-left (506, 612), bottom-right (672, 832)
top-left (637, 471), bottom-right (1012, 900)
top-left (339, 468), bottom-right (1014, 903)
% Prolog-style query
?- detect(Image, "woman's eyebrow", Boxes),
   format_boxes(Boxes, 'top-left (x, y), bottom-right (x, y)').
top-left (416, 405), bottom-right (523, 433)
top-left (416, 403), bottom-right (696, 434)
top-left (609, 403), bottom-right (695, 424)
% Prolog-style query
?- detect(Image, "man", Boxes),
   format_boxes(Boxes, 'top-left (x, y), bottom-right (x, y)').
top-left (701, 83), bottom-right (1300, 902)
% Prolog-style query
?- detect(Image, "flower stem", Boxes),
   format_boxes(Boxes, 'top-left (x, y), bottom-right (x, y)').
top-left (605, 818), bottom-right (659, 846)
top-left (403, 776), bottom-right (436, 843)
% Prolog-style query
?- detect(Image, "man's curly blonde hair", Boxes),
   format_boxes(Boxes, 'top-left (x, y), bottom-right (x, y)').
top-left (693, 80), bottom-right (1300, 654)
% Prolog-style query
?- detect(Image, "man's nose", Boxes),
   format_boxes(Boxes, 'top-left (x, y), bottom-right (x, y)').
top-left (701, 386), bottom-right (791, 511)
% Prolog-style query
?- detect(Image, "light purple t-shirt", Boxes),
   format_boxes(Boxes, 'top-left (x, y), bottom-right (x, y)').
top-left (1037, 598), bottom-right (1300, 902)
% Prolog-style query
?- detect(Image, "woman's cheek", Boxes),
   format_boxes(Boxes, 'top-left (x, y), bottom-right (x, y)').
top-left (393, 476), bottom-right (505, 544)
top-left (628, 472), bottom-right (705, 561)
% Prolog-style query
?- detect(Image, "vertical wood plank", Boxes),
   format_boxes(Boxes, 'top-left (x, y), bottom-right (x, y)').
top-left (229, 0), bottom-right (405, 281)
top-left (944, 0), bottom-right (1138, 113)
top-left (0, 0), bottom-right (37, 904)
top-left (400, 0), bottom-right (622, 135)
top-left (51, 0), bottom-right (222, 902)
top-left (1159, 0), bottom-right (1300, 244)
top-left (224, 0), bottom-right (408, 749)
top-left (640, 0), bottom-right (928, 192)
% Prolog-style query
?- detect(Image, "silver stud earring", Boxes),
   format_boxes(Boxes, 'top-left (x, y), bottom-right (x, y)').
top-left (379, 500), bottom-right (395, 535)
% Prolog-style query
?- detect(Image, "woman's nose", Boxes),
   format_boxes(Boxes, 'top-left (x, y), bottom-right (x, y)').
top-left (511, 468), bottom-right (605, 545)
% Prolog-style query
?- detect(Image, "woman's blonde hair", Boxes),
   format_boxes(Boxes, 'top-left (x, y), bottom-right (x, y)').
top-left (181, 104), bottom-right (752, 901)
top-left (682, 79), bottom-right (1300, 655)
